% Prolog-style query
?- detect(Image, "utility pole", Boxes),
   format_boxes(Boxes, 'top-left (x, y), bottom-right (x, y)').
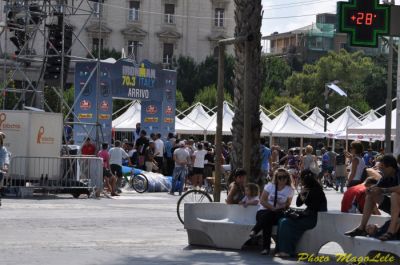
top-left (395, 38), bottom-right (400, 156)
top-left (214, 36), bottom-right (247, 202)
top-left (384, 0), bottom-right (395, 154)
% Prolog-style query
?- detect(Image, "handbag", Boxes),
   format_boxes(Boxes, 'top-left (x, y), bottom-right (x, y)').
top-left (309, 159), bottom-right (321, 175)
top-left (283, 208), bottom-right (310, 220)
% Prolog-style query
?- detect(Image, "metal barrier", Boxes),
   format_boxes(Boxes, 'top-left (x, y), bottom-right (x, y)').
top-left (2, 156), bottom-right (103, 197)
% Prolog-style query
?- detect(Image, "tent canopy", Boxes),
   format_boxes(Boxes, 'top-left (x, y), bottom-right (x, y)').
top-left (304, 108), bottom-right (327, 133)
top-left (328, 107), bottom-right (362, 134)
top-left (112, 101), bottom-right (141, 132)
top-left (348, 109), bottom-right (396, 135)
top-left (264, 105), bottom-right (317, 138)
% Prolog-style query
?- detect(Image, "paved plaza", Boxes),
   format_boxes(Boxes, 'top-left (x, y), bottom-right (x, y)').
top-left (0, 189), bottom-right (363, 265)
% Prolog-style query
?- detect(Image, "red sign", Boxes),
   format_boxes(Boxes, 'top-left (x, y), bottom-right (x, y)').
top-left (165, 106), bottom-right (173, 115)
top-left (80, 100), bottom-right (91, 110)
top-left (146, 105), bottom-right (157, 115)
top-left (100, 100), bottom-right (109, 111)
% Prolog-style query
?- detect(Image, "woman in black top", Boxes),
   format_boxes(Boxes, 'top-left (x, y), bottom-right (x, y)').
top-left (275, 169), bottom-right (327, 257)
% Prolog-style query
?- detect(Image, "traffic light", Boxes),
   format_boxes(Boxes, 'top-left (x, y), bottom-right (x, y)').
top-left (44, 18), bottom-right (72, 85)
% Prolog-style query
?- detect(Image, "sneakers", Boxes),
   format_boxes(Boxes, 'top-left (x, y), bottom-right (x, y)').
top-left (344, 228), bottom-right (367, 237)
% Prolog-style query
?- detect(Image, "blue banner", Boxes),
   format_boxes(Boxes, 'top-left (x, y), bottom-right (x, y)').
top-left (74, 59), bottom-right (176, 145)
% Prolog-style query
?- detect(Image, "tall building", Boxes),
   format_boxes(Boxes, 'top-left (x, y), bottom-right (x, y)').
top-left (262, 13), bottom-right (388, 63)
top-left (0, 0), bottom-right (235, 65)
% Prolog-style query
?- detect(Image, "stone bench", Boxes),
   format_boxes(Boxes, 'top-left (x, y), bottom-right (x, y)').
top-left (297, 211), bottom-right (399, 257)
top-left (184, 203), bottom-right (258, 249)
top-left (185, 203), bottom-right (400, 255)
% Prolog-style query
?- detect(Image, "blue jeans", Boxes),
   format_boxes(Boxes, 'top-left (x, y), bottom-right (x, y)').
top-left (276, 215), bottom-right (318, 255)
top-left (170, 166), bottom-right (187, 195)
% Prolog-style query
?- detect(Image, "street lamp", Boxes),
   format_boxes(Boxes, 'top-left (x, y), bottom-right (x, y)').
top-left (324, 81), bottom-right (347, 132)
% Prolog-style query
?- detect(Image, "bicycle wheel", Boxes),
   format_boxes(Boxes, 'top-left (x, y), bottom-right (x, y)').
top-left (131, 173), bottom-right (148, 193)
top-left (176, 189), bottom-right (212, 225)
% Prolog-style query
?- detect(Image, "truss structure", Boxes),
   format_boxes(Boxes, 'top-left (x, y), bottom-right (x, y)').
top-left (0, 0), bottom-right (105, 143)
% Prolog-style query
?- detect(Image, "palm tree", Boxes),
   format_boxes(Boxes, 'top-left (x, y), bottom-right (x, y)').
top-left (231, 0), bottom-right (263, 185)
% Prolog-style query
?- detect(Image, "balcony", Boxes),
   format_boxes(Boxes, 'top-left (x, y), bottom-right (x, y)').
top-left (164, 14), bottom-right (175, 24)
top-left (128, 9), bottom-right (140, 22)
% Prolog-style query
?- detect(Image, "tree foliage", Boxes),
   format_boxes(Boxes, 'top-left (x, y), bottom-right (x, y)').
top-left (285, 50), bottom-right (386, 113)
top-left (269, 95), bottom-right (309, 113)
top-left (176, 89), bottom-right (190, 111)
top-left (261, 55), bottom-right (291, 92)
top-left (176, 55), bottom-right (234, 104)
top-left (193, 84), bottom-right (232, 109)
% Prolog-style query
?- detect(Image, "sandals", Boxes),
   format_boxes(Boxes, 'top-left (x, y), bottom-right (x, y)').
top-left (378, 232), bottom-right (397, 241)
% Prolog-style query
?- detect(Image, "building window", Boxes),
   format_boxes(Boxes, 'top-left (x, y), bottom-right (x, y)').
top-left (92, 38), bottom-right (104, 51)
top-left (163, 43), bottom-right (174, 64)
top-left (214, 8), bottom-right (224, 27)
top-left (92, 0), bottom-right (104, 18)
top-left (129, 1), bottom-right (140, 21)
top-left (164, 4), bottom-right (175, 24)
top-left (128, 40), bottom-right (139, 60)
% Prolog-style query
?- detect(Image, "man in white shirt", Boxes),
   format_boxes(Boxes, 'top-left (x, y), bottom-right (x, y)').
top-left (109, 140), bottom-right (129, 193)
top-left (169, 141), bottom-right (191, 195)
top-left (154, 133), bottom-right (164, 173)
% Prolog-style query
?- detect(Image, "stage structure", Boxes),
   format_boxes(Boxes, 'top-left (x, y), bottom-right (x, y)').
top-left (0, 0), bottom-right (176, 146)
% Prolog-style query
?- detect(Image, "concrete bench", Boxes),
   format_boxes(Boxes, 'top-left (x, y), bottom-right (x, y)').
top-left (185, 203), bottom-right (400, 255)
top-left (184, 203), bottom-right (259, 249)
top-left (297, 211), bottom-right (399, 257)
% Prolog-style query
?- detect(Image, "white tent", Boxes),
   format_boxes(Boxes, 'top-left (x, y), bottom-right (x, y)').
top-left (361, 110), bottom-right (379, 125)
top-left (348, 109), bottom-right (396, 135)
top-left (260, 110), bottom-right (271, 125)
top-left (304, 108), bottom-right (327, 133)
top-left (205, 101), bottom-right (234, 135)
top-left (328, 107), bottom-right (362, 134)
top-left (112, 101), bottom-right (141, 131)
top-left (180, 103), bottom-right (211, 131)
top-left (175, 118), bottom-right (206, 135)
top-left (264, 105), bottom-right (318, 138)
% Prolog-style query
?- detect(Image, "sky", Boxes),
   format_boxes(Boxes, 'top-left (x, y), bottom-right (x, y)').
top-left (260, 0), bottom-right (338, 36)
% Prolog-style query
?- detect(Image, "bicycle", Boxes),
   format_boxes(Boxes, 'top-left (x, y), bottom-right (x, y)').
top-left (176, 166), bottom-right (231, 225)
top-left (121, 170), bottom-right (149, 193)
top-left (176, 188), bottom-right (212, 224)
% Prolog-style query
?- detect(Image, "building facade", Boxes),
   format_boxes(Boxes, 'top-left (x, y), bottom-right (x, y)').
top-left (263, 13), bottom-right (388, 63)
top-left (0, 0), bottom-right (235, 66)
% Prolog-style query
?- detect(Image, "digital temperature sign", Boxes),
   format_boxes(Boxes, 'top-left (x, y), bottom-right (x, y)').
top-left (338, 0), bottom-right (390, 47)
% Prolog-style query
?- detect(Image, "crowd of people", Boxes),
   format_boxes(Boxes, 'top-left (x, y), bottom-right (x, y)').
top-left (223, 140), bottom-right (400, 258)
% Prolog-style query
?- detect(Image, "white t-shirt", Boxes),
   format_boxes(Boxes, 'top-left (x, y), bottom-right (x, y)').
top-left (174, 147), bottom-right (190, 167)
top-left (154, 139), bottom-right (164, 158)
top-left (259, 183), bottom-right (294, 210)
top-left (193, 149), bottom-right (208, 168)
top-left (240, 195), bottom-right (260, 204)
top-left (109, 147), bottom-right (129, 166)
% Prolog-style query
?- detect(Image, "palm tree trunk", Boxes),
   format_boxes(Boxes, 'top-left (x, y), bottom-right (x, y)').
top-left (231, 0), bottom-right (263, 185)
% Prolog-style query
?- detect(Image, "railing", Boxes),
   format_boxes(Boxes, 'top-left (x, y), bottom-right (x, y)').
top-left (164, 14), bottom-right (175, 24)
top-left (128, 9), bottom-right (140, 21)
top-left (2, 156), bottom-right (103, 193)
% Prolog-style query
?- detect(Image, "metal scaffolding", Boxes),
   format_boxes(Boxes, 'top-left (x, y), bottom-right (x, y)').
top-left (0, 0), bottom-right (104, 144)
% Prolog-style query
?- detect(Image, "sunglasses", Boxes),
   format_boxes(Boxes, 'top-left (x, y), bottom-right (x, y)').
top-left (277, 175), bottom-right (288, 180)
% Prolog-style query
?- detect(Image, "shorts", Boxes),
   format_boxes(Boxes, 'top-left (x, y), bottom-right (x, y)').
top-left (323, 166), bottom-right (334, 174)
top-left (379, 195), bottom-right (391, 214)
top-left (103, 168), bottom-right (112, 178)
top-left (110, 164), bottom-right (123, 178)
top-left (192, 167), bottom-right (204, 175)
